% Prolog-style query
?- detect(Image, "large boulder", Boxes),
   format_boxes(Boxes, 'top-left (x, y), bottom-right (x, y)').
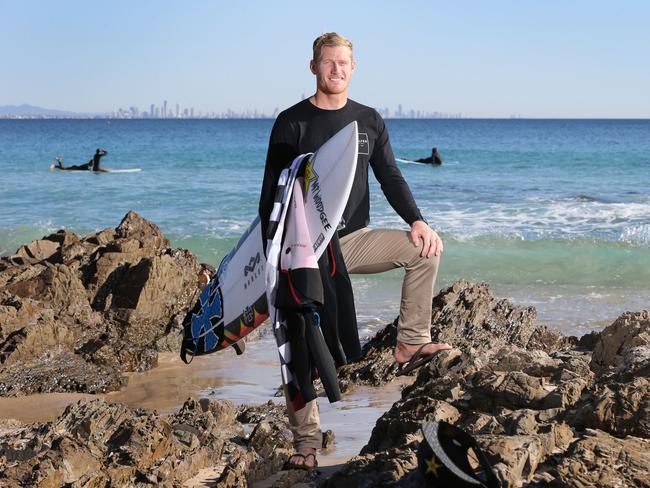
top-left (338, 280), bottom-right (571, 387)
top-left (590, 310), bottom-right (650, 379)
top-left (0, 211), bottom-right (203, 396)
top-left (429, 279), bottom-right (538, 349)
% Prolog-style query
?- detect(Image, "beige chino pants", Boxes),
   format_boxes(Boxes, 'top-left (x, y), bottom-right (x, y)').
top-left (283, 227), bottom-right (441, 451)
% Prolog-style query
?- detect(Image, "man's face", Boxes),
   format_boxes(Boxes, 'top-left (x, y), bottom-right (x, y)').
top-left (310, 45), bottom-right (355, 96)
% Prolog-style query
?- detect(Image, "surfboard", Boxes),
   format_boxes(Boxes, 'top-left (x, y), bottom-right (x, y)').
top-left (50, 166), bottom-right (141, 173)
top-left (181, 121), bottom-right (359, 362)
top-left (105, 168), bottom-right (142, 173)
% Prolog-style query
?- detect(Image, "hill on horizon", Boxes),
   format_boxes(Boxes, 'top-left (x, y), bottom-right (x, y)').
top-left (0, 104), bottom-right (101, 117)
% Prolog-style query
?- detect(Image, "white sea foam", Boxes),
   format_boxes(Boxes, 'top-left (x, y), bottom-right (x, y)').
top-left (381, 198), bottom-right (650, 244)
top-left (620, 224), bottom-right (650, 245)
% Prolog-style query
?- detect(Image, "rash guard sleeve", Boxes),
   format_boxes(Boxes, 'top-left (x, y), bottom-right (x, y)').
top-left (259, 115), bottom-right (299, 248)
top-left (369, 113), bottom-right (424, 226)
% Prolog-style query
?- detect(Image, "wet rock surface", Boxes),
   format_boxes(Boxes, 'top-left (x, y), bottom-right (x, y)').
top-left (0, 211), bottom-right (204, 396)
top-left (326, 281), bottom-right (650, 487)
top-left (0, 397), bottom-right (293, 487)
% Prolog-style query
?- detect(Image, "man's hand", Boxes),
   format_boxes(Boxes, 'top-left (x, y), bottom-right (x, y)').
top-left (409, 220), bottom-right (443, 258)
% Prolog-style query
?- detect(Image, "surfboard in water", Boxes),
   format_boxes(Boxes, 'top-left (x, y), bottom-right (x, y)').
top-left (104, 168), bottom-right (142, 173)
top-left (180, 121), bottom-right (359, 362)
top-left (50, 166), bottom-right (141, 173)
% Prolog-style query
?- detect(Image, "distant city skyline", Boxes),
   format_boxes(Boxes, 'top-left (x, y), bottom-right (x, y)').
top-left (2, 1), bottom-right (649, 118)
top-left (0, 102), bottom-right (464, 120)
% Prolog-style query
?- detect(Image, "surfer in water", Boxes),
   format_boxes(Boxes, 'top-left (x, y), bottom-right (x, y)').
top-left (50, 149), bottom-right (108, 172)
top-left (416, 147), bottom-right (443, 165)
top-left (259, 32), bottom-right (451, 470)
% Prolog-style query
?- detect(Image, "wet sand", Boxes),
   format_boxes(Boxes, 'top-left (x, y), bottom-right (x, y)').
top-left (0, 325), bottom-right (411, 471)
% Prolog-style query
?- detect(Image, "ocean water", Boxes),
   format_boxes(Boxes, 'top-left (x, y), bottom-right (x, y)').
top-left (1, 118), bottom-right (649, 336)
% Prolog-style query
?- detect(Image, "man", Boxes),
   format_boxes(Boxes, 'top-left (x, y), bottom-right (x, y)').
top-left (51, 149), bottom-right (108, 172)
top-left (259, 32), bottom-right (451, 469)
top-left (90, 148), bottom-right (108, 171)
top-left (416, 147), bottom-right (443, 165)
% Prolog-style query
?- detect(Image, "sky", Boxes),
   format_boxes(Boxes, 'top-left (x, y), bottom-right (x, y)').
top-left (1, 0), bottom-right (649, 118)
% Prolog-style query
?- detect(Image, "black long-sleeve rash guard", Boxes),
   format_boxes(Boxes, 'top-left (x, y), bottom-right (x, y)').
top-left (259, 99), bottom-right (424, 241)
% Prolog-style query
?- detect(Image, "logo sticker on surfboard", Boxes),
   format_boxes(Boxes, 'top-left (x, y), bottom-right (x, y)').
top-left (304, 159), bottom-right (332, 233)
top-left (190, 282), bottom-right (224, 353)
top-left (244, 252), bottom-right (262, 290)
top-left (304, 159), bottom-right (317, 193)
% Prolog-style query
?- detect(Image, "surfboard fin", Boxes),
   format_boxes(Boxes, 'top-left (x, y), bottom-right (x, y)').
top-left (232, 339), bottom-right (246, 355)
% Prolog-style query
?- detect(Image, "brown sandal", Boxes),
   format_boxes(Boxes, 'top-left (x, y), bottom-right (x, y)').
top-left (284, 452), bottom-right (318, 470)
top-left (396, 342), bottom-right (448, 376)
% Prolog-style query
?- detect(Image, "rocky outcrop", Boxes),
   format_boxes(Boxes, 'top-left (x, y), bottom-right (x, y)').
top-left (590, 310), bottom-right (650, 380)
top-left (0, 397), bottom-right (293, 487)
top-left (0, 211), bottom-right (206, 396)
top-left (338, 279), bottom-right (572, 389)
top-left (3, 217), bottom-right (650, 488)
top-left (326, 281), bottom-right (650, 487)
top-left (549, 429), bottom-right (650, 488)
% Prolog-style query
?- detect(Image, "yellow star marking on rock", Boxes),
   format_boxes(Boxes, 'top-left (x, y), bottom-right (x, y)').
top-left (425, 455), bottom-right (441, 476)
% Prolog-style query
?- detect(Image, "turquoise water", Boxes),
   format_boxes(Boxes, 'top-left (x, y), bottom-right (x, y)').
top-left (1, 119), bottom-right (649, 335)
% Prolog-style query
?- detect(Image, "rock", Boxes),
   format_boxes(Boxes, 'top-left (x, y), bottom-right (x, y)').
top-left (1, 319), bottom-right (76, 368)
top-left (429, 279), bottom-right (539, 350)
top-left (337, 319), bottom-right (399, 387)
top-left (0, 211), bottom-right (203, 397)
top-left (6, 262), bottom-right (98, 323)
top-left (480, 434), bottom-right (545, 484)
top-left (13, 239), bottom-right (60, 265)
top-left (0, 397), bottom-right (293, 487)
top-left (0, 349), bottom-right (126, 396)
top-left (576, 330), bottom-right (601, 351)
top-left (362, 398), bottom-right (460, 454)
top-left (466, 370), bottom-right (550, 410)
top-left (591, 310), bottom-right (650, 379)
top-left (111, 250), bottom-right (201, 346)
top-left (324, 287), bottom-right (650, 488)
top-left (542, 377), bottom-right (589, 409)
top-left (566, 377), bottom-right (650, 438)
top-left (338, 280), bottom-right (558, 387)
top-left (491, 346), bottom-right (562, 377)
top-left (199, 397), bottom-right (238, 424)
top-left (322, 448), bottom-right (419, 488)
top-left (322, 429), bottom-right (336, 450)
top-left (551, 429), bottom-right (650, 487)
top-left (115, 210), bottom-right (170, 252)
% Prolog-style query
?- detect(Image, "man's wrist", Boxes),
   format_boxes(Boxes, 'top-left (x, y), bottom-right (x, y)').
top-left (411, 216), bottom-right (428, 226)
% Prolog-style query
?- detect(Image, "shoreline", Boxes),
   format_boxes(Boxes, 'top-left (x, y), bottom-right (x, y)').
top-left (0, 333), bottom-right (413, 466)
top-left (3, 226), bottom-right (648, 339)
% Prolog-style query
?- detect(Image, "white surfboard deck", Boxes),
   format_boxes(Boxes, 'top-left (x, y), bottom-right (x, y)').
top-left (105, 168), bottom-right (141, 173)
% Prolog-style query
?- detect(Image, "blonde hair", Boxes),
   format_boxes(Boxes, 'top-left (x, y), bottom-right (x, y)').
top-left (312, 32), bottom-right (353, 62)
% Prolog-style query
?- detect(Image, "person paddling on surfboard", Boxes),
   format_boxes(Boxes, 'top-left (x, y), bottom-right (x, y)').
top-left (259, 32), bottom-right (452, 470)
top-left (416, 147), bottom-right (444, 165)
top-left (50, 148), bottom-right (108, 172)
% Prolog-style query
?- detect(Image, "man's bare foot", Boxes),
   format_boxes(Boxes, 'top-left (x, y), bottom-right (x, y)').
top-left (286, 447), bottom-right (318, 470)
top-left (394, 341), bottom-right (452, 364)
